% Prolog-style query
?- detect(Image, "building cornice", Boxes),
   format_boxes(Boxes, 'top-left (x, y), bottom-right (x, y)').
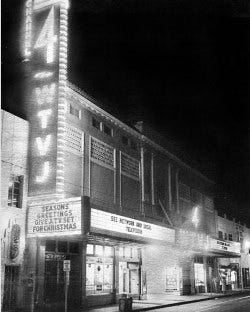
top-left (67, 83), bottom-right (214, 185)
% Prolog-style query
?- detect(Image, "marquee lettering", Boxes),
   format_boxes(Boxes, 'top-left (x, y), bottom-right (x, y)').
top-left (24, 0), bottom-right (32, 57)
top-left (37, 109), bottom-right (52, 128)
top-left (35, 83), bottom-right (56, 105)
top-left (36, 161), bottom-right (50, 183)
top-left (34, 6), bottom-right (57, 63)
top-left (27, 1), bottom-right (68, 195)
top-left (36, 135), bottom-right (51, 156)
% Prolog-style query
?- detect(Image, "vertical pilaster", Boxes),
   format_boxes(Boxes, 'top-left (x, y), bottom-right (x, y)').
top-left (203, 256), bottom-right (208, 293)
top-left (168, 163), bottom-right (172, 211)
top-left (176, 169), bottom-right (179, 214)
top-left (81, 239), bottom-right (87, 309)
top-left (83, 134), bottom-right (90, 197)
top-left (151, 153), bottom-right (155, 206)
top-left (56, 1), bottom-right (69, 196)
top-left (140, 147), bottom-right (145, 214)
top-left (114, 246), bottom-right (120, 302)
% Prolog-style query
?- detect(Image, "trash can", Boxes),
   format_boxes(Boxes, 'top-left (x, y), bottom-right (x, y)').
top-left (119, 296), bottom-right (133, 312)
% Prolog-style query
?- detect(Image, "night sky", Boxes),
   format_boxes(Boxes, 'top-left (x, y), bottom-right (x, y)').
top-left (2, 0), bottom-right (250, 225)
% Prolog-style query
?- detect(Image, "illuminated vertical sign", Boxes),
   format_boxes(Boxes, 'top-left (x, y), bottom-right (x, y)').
top-left (26, 0), bottom-right (69, 197)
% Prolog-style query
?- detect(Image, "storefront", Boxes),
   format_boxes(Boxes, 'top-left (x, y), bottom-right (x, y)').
top-left (24, 197), bottom-right (83, 311)
top-left (87, 208), bottom-right (176, 306)
top-left (24, 197), bottom-right (176, 310)
top-left (209, 238), bottom-right (241, 292)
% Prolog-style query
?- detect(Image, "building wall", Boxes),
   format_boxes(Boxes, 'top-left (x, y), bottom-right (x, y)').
top-left (1, 110), bottom-right (29, 309)
top-left (142, 244), bottom-right (179, 294)
top-left (66, 87), bottom-right (216, 236)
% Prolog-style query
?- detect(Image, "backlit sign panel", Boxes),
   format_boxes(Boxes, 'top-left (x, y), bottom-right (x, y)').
top-left (91, 209), bottom-right (175, 243)
top-left (27, 197), bottom-right (82, 237)
top-left (210, 238), bottom-right (241, 254)
top-left (26, 0), bottom-right (68, 197)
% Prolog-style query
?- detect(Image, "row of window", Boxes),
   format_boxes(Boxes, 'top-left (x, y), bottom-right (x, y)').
top-left (92, 117), bottom-right (113, 136)
top-left (69, 103), bottom-right (139, 151)
top-left (45, 240), bottom-right (80, 254)
top-left (86, 244), bottom-right (140, 259)
top-left (92, 117), bottom-right (138, 151)
top-left (218, 231), bottom-right (233, 241)
top-left (90, 137), bottom-right (140, 179)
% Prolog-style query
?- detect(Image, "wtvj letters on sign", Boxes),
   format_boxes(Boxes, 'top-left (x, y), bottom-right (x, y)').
top-left (26, 0), bottom-right (68, 196)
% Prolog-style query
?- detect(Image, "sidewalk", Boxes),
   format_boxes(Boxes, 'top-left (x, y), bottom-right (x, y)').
top-left (86, 289), bottom-right (250, 312)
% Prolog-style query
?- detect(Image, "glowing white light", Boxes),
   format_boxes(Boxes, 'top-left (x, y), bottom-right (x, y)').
top-left (34, 72), bottom-right (53, 79)
top-left (35, 83), bottom-right (55, 105)
top-left (192, 206), bottom-right (199, 228)
top-left (34, 6), bottom-right (57, 63)
top-left (37, 109), bottom-right (52, 128)
top-left (36, 135), bottom-right (51, 156)
top-left (33, 0), bottom-right (69, 11)
top-left (36, 161), bottom-right (50, 183)
top-left (245, 241), bottom-right (250, 249)
top-left (24, 0), bottom-right (32, 57)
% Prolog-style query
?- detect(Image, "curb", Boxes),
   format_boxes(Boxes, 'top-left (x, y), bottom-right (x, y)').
top-left (133, 291), bottom-right (250, 312)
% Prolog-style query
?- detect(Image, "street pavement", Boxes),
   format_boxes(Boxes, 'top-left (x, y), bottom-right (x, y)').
top-left (146, 294), bottom-right (250, 312)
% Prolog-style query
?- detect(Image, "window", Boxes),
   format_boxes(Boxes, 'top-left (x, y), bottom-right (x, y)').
top-left (70, 104), bottom-right (81, 118)
top-left (86, 244), bottom-right (114, 295)
top-left (218, 231), bottom-right (223, 239)
top-left (92, 118), bottom-right (101, 130)
top-left (224, 233), bottom-right (228, 241)
top-left (104, 246), bottom-right (113, 257)
top-left (69, 242), bottom-right (79, 253)
top-left (58, 241), bottom-right (68, 253)
top-left (46, 240), bottom-right (56, 252)
top-left (8, 175), bottom-right (23, 208)
top-left (122, 136), bottom-right (129, 145)
top-left (95, 245), bottom-right (104, 256)
top-left (103, 124), bottom-right (113, 136)
top-left (90, 137), bottom-right (114, 167)
top-left (65, 124), bottom-right (83, 155)
top-left (45, 240), bottom-right (79, 254)
top-left (121, 152), bottom-right (140, 180)
top-left (87, 244), bottom-right (94, 255)
top-left (228, 234), bottom-right (233, 241)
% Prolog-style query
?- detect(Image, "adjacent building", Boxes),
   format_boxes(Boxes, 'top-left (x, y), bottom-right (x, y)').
top-left (1, 110), bottom-right (29, 311)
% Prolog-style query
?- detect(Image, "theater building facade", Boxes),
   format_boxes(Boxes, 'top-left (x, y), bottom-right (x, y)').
top-left (23, 76), bottom-right (241, 310)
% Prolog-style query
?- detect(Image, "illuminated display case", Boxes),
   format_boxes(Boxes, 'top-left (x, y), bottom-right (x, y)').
top-left (86, 244), bottom-right (114, 295)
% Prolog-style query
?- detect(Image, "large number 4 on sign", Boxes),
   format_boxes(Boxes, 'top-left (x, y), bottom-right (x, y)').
top-left (34, 6), bottom-right (57, 63)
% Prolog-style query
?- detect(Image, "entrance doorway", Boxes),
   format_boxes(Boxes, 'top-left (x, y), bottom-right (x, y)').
top-left (242, 268), bottom-right (250, 288)
top-left (194, 263), bottom-right (205, 293)
top-left (44, 240), bottom-right (81, 310)
top-left (3, 265), bottom-right (20, 311)
top-left (119, 262), bottom-right (140, 297)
